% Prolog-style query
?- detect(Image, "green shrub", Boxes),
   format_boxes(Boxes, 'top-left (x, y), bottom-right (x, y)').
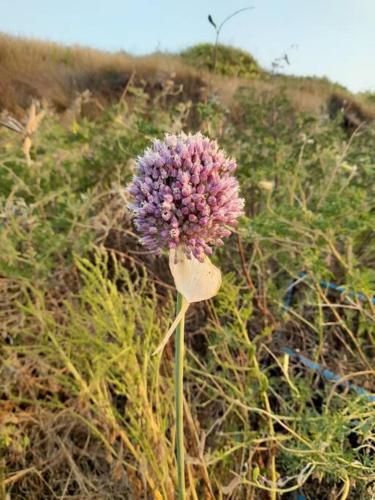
top-left (180, 43), bottom-right (263, 78)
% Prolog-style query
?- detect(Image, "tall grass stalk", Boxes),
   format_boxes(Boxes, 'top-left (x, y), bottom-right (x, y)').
top-left (175, 292), bottom-right (187, 499)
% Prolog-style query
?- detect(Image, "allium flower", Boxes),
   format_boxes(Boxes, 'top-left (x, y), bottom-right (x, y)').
top-left (127, 132), bottom-right (244, 261)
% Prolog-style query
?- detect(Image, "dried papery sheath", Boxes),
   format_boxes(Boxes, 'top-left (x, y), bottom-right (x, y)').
top-left (169, 246), bottom-right (222, 303)
top-left (127, 132), bottom-right (244, 262)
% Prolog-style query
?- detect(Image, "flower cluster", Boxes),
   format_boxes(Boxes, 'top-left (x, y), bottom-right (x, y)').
top-left (127, 132), bottom-right (244, 261)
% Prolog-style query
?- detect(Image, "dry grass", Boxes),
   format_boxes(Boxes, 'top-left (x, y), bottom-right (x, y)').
top-left (0, 33), bottom-right (206, 115)
top-left (2, 32), bottom-right (375, 123)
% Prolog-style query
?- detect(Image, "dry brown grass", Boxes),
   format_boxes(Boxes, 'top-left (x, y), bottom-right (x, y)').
top-left (1, 32), bottom-right (375, 124)
top-left (0, 33), bottom-right (206, 115)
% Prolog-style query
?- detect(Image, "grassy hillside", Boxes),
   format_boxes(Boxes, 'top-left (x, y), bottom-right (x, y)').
top-left (1, 34), bottom-right (375, 499)
top-left (1, 33), bottom-right (375, 122)
top-left (0, 33), bottom-right (205, 115)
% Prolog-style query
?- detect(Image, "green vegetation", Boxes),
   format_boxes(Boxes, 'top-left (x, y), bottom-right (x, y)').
top-left (1, 42), bottom-right (375, 499)
top-left (359, 91), bottom-right (375, 106)
top-left (181, 43), bottom-right (263, 78)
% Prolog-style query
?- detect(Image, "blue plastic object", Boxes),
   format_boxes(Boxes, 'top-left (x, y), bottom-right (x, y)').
top-left (281, 272), bottom-right (375, 402)
top-left (282, 346), bottom-right (375, 403)
top-left (283, 271), bottom-right (375, 309)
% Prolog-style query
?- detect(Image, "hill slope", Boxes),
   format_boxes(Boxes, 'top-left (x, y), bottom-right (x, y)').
top-left (1, 33), bottom-right (374, 126)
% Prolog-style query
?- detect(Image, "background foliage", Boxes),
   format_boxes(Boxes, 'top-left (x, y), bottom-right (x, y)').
top-left (1, 37), bottom-right (375, 499)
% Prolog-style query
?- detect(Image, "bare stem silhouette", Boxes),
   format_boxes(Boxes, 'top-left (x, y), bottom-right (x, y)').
top-left (208, 7), bottom-right (254, 71)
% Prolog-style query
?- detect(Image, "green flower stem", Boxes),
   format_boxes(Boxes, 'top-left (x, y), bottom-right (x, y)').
top-left (175, 291), bottom-right (186, 500)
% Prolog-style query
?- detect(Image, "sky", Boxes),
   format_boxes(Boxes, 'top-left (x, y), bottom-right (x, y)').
top-left (1, 0), bottom-right (374, 93)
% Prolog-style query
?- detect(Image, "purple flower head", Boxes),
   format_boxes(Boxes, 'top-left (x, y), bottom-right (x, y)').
top-left (127, 132), bottom-right (244, 262)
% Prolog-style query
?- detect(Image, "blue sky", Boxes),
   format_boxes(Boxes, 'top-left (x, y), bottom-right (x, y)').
top-left (1, 0), bottom-right (374, 93)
